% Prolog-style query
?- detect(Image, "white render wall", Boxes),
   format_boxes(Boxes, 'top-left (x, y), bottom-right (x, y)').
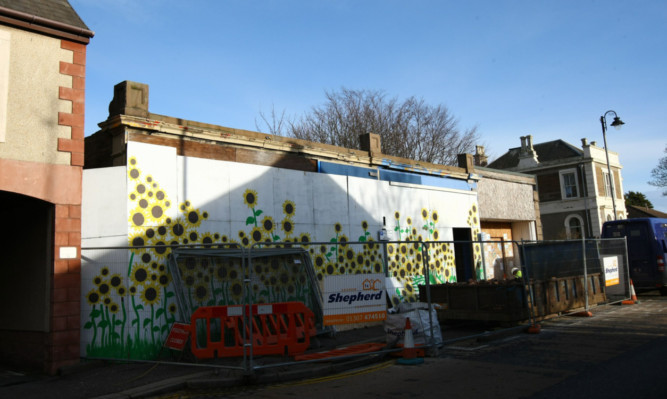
top-left (83, 141), bottom-right (479, 249)
top-left (0, 25), bottom-right (73, 163)
top-left (80, 141), bottom-right (481, 358)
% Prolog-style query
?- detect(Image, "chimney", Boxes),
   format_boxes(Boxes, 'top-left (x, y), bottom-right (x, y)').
top-left (517, 135), bottom-right (539, 169)
top-left (474, 145), bottom-right (488, 167)
top-left (108, 81), bottom-right (149, 118)
top-left (581, 138), bottom-right (589, 147)
top-left (359, 133), bottom-right (382, 156)
top-left (457, 153), bottom-right (474, 173)
top-left (520, 136), bottom-right (527, 154)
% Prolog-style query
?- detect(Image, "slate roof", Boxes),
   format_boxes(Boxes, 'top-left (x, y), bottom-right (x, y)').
top-left (0, 0), bottom-right (91, 35)
top-left (626, 205), bottom-right (667, 219)
top-left (487, 139), bottom-right (583, 169)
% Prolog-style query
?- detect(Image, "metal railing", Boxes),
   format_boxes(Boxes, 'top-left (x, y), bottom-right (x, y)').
top-left (81, 236), bottom-right (631, 374)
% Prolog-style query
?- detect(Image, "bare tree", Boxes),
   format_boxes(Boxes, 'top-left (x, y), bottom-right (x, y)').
top-left (649, 145), bottom-right (667, 196)
top-left (283, 88), bottom-right (478, 166)
top-left (255, 105), bottom-right (290, 136)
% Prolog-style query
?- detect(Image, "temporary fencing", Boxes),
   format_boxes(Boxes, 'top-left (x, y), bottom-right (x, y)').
top-left (80, 236), bottom-right (632, 376)
top-left (413, 238), bottom-right (631, 327)
top-left (245, 240), bottom-right (399, 371)
top-left (519, 237), bottom-right (631, 308)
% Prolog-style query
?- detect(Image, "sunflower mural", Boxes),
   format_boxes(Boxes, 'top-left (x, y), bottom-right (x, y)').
top-left (84, 157), bottom-right (229, 359)
top-left (83, 156), bottom-right (481, 359)
top-left (385, 209), bottom-right (453, 305)
top-left (467, 203), bottom-right (484, 280)
top-left (308, 219), bottom-right (384, 283)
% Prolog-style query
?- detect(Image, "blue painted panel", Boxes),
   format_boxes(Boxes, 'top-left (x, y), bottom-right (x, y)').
top-left (318, 161), bottom-right (378, 180)
top-left (379, 169), bottom-right (472, 191)
top-left (317, 161), bottom-right (474, 191)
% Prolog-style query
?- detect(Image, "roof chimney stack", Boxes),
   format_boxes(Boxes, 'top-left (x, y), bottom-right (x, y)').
top-left (517, 135), bottom-right (539, 168)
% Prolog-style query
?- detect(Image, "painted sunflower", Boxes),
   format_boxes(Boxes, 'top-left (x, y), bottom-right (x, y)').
top-left (243, 189), bottom-right (258, 208)
top-left (193, 284), bottom-right (210, 304)
top-left (141, 284), bottom-right (161, 306)
top-left (281, 219), bottom-right (294, 235)
top-left (261, 216), bottom-right (275, 233)
top-left (251, 226), bottom-right (264, 243)
top-left (130, 265), bottom-right (149, 285)
top-left (86, 289), bottom-right (101, 305)
top-left (282, 200), bottom-right (295, 217)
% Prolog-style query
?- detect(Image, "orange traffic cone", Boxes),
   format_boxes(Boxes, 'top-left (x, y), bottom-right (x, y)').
top-left (526, 323), bottom-right (541, 334)
top-left (622, 279), bottom-right (639, 305)
top-left (397, 317), bottom-right (424, 365)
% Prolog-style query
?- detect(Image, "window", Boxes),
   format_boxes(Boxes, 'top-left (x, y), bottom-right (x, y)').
top-left (603, 171), bottom-right (613, 198)
top-left (565, 215), bottom-right (584, 239)
top-left (559, 169), bottom-right (579, 199)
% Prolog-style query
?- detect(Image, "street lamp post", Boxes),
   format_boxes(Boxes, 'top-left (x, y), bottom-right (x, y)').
top-left (600, 110), bottom-right (625, 220)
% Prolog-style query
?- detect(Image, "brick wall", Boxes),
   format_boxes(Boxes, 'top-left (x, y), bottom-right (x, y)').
top-left (45, 39), bottom-right (86, 373)
top-left (57, 40), bottom-right (86, 167)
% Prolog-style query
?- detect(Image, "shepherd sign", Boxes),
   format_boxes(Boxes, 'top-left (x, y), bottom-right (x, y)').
top-left (603, 256), bottom-right (620, 286)
top-left (322, 274), bottom-right (386, 325)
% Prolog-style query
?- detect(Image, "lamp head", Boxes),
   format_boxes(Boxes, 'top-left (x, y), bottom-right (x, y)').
top-left (610, 116), bottom-right (625, 130)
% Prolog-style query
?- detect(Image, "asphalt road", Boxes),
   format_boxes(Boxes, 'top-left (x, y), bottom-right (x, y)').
top-left (160, 292), bottom-right (667, 399)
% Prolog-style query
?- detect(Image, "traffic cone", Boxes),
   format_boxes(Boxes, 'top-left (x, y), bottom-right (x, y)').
top-left (526, 323), bottom-right (541, 334)
top-left (397, 317), bottom-right (424, 365)
top-left (622, 279), bottom-right (639, 305)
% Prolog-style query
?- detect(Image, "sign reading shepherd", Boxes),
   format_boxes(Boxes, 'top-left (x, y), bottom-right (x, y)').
top-left (322, 273), bottom-right (387, 325)
top-left (603, 256), bottom-right (620, 286)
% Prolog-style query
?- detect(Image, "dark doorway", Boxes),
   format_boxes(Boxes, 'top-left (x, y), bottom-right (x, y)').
top-left (453, 228), bottom-right (473, 282)
top-left (0, 191), bottom-right (53, 369)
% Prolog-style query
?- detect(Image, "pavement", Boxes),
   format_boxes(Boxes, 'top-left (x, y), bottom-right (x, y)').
top-left (0, 309), bottom-right (586, 399)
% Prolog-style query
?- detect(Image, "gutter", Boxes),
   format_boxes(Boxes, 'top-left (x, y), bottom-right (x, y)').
top-left (0, 6), bottom-right (94, 43)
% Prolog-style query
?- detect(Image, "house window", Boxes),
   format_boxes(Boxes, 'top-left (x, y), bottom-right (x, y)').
top-left (559, 169), bottom-right (579, 199)
top-left (565, 215), bottom-right (584, 239)
top-left (603, 171), bottom-right (613, 197)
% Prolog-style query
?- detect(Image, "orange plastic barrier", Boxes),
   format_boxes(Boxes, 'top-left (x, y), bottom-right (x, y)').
top-left (189, 301), bottom-right (316, 359)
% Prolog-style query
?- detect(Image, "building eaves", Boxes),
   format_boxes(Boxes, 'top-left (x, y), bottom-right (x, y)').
top-left (101, 114), bottom-right (472, 181)
top-left (0, 0), bottom-right (93, 43)
top-left (473, 165), bottom-right (536, 185)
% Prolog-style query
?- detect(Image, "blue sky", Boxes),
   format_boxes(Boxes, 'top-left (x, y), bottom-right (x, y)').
top-left (70, 0), bottom-right (667, 210)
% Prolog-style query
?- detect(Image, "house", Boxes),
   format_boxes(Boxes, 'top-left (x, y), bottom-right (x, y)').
top-left (0, 1), bottom-right (93, 373)
top-left (487, 135), bottom-right (627, 240)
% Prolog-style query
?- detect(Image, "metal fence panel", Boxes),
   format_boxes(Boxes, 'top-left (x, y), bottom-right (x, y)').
top-left (81, 237), bottom-right (632, 375)
top-left (519, 238), bottom-right (630, 306)
top-left (596, 238), bottom-right (632, 303)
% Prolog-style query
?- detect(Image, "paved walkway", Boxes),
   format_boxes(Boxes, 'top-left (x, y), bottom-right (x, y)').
top-left (3, 296), bottom-right (656, 399)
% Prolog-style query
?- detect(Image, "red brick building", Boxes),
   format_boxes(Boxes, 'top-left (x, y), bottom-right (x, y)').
top-left (0, 1), bottom-right (93, 373)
